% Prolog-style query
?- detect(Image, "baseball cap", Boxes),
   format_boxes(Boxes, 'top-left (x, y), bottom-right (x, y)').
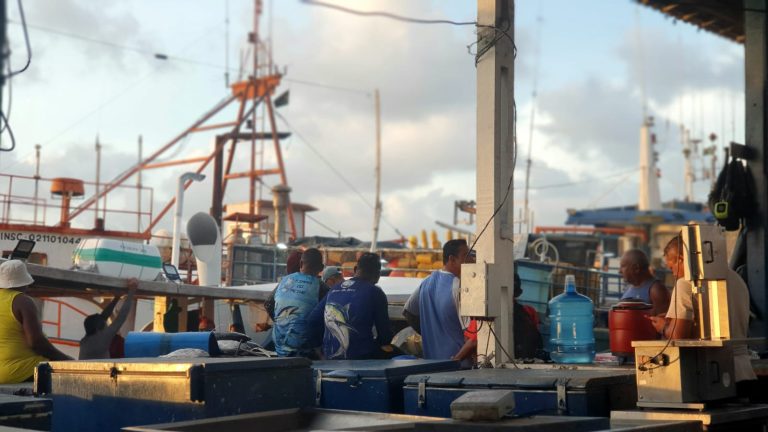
top-left (321, 266), bottom-right (342, 282)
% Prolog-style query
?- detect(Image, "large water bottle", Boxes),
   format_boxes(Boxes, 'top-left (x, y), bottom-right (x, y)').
top-left (548, 274), bottom-right (595, 363)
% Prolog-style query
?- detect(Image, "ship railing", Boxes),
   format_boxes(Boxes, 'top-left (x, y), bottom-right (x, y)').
top-left (41, 297), bottom-right (90, 349)
top-left (0, 173), bottom-right (154, 230)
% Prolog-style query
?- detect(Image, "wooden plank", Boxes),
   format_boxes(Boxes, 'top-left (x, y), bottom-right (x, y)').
top-left (23, 262), bottom-right (268, 301)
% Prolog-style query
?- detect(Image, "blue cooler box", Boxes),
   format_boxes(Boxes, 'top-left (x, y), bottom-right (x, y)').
top-left (312, 359), bottom-right (459, 413)
top-left (403, 367), bottom-right (636, 418)
top-left (35, 357), bottom-right (313, 432)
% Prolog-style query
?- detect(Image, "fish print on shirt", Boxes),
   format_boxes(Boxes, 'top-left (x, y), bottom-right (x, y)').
top-left (324, 302), bottom-right (356, 359)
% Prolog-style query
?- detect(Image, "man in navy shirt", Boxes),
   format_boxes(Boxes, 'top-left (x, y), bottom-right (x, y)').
top-left (308, 253), bottom-right (393, 360)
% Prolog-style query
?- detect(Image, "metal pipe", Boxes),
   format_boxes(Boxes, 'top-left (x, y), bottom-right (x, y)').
top-left (171, 172), bottom-right (206, 268)
top-left (137, 135), bottom-right (142, 231)
top-left (95, 136), bottom-right (101, 228)
top-left (264, 92), bottom-right (296, 238)
top-left (370, 89), bottom-right (382, 252)
top-left (33, 144), bottom-right (40, 224)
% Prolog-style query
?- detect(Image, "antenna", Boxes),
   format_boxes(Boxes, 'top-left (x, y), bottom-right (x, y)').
top-left (522, 9), bottom-right (543, 233)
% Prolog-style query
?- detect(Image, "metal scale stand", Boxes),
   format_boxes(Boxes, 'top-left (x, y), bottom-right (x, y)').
top-left (632, 224), bottom-right (736, 410)
top-left (613, 224), bottom-right (768, 431)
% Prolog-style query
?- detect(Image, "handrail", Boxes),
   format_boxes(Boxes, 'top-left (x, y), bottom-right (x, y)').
top-left (41, 297), bottom-right (90, 342)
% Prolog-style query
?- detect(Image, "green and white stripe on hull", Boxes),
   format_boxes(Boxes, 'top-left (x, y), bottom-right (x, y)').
top-left (73, 238), bottom-right (163, 280)
top-left (74, 248), bottom-right (162, 268)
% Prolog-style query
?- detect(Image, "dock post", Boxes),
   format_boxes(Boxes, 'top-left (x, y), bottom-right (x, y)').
top-left (461, 0), bottom-right (517, 366)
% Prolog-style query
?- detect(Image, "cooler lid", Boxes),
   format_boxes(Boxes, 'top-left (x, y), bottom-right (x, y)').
top-left (43, 357), bottom-right (310, 374)
top-left (612, 300), bottom-right (653, 310)
top-left (312, 359), bottom-right (458, 379)
top-left (404, 368), bottom-right (635, 390)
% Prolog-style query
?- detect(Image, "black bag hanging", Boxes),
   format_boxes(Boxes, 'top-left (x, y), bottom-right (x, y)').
top-left (708, 154), bottom-right (756, 231)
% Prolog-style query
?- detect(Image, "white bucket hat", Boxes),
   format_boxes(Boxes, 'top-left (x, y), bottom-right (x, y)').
top-left (0, 260), bottom-right (34, 288)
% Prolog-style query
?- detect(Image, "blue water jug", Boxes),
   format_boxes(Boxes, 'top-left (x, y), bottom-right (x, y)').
top-left (548, 274), bottom-right (595, 363)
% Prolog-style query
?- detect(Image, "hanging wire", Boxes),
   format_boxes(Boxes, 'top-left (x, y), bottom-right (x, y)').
top-left (300, 0), bottom-right (476, 25)
top-left (275, 111), bottom-right (405, 238)
top-left (5, 0), bottom-right (32, 78)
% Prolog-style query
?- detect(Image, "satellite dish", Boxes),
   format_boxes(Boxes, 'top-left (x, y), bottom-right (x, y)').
top-left (186, 212), bottom-right (222, 287)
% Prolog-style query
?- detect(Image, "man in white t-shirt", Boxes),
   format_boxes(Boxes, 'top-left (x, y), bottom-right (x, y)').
top-left (650, 235), bottom-right (756, 390)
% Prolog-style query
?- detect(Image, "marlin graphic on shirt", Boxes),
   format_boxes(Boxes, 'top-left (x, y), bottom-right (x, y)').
top-left (324, 302), bottom-right (356, 359)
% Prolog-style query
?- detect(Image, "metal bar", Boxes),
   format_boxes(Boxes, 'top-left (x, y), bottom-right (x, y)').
top-left (65, 94), bottom-right (238, 224)
top-left (137, 135), bottom-right (142, 231)
top-left (212, 136), bottom-right (225, 228)
top-left (222, 96), bottom-right (261, 195)
top-left (143, 148), bottom-right (219, 236)
top-left (224, 169), bottom-right (280, 179)
top-left (190, 121), bottom-right (238, 133)
top-left (142, 157), bottom-right (210, 170)
top-left (265, 92), bottom-right (297, 238)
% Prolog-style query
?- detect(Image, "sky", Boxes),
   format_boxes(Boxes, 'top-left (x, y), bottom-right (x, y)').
top-left (0, 0), bottom-right (746, 242)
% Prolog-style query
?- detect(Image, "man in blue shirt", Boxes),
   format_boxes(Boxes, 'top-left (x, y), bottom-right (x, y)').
top-left (308, 253), bottom-right (393, 360)
top-left (273, 248), bottom-right (326, 357)
top-left (417, 239), bottom-right (470, 363)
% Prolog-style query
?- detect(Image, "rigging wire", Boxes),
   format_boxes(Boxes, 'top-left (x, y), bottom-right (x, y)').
top-left (275, 111), bottom-right (405, 238)
top-left (525, 167), bottom-right (641, 191)
top-left (300, 0), bottom-right (476, 26)
top-left (8, 19), bottom-right (227, 71)
top-left (587, 169), bottom-right (640, 208)
top-left (306, 213), bottom-right (342, 237)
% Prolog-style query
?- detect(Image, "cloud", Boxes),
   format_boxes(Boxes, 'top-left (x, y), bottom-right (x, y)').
top-left (617, 25), bottom-right (743, 106)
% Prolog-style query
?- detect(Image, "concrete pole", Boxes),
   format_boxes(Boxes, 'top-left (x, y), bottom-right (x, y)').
top-left (371, 89), bottom-right (382, 252)
top-left (461, 0), bottom-right (516, 365)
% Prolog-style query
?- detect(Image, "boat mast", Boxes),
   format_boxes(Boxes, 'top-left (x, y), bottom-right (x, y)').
top-left (522, 13), bottom-right (542, 234)
top-left (682, 127), bottom-right (695, 202)
top-left (370, 89), bottom-right (382, 252)
top-left (638, 116), bottom-right (661, 211)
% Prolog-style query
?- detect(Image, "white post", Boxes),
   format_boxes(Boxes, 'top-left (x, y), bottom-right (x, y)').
top-left (638, 116), bottom-right (661, 211)
top-left (461, 0), bottom-right (516, 365)
top-left (172, 172), bottom-right (206, 268)
top-left (371, 88), bottom-right (382, 252)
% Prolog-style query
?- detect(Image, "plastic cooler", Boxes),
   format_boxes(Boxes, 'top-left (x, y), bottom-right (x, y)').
top-left (403, 367), bottom-right (637, 418)
top-left (72, 238), bottom-right (162, 280)
top-left (34, 357), bottom-right (313, 432)
top-left (311, 359), bottom-right (459, 413)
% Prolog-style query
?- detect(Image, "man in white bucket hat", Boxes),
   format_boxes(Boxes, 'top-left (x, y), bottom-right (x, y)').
top-left (0, 260), bottom-right (71, 384)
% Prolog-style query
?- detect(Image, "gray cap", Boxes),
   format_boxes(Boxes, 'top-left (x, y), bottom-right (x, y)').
top-left (321, 266), bottom-right (342, 282)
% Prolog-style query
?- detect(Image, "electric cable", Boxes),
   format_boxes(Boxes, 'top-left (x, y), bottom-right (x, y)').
top-left (0, 111), bottom-right (17, 152)
top-left (488, 322), bottom-right (519, 369)
top-left (5, 0), bottom-right (32, 78)
top-left (638, 235), bottom-right (684, 371)
top-left (300, 0), bottom-right (476, 26)
top-left (1, 51), bottom-right (12, 134)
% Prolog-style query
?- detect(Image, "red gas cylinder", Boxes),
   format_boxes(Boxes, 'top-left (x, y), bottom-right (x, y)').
top-left (609, 301), bottom-right (658, 357)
